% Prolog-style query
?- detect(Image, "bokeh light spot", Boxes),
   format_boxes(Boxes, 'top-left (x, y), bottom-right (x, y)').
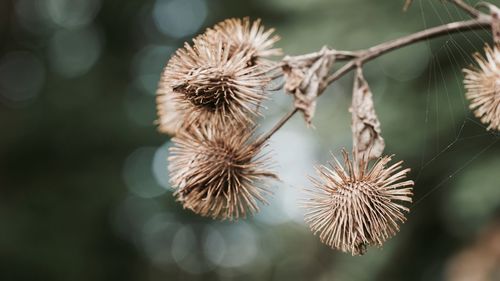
top-left (123, 147), bottom-right (167, 199)
top-left (48, 26), bottom-right (102, 78)
top-left (152, 141), bottom-right (172, 190)
top-left (44, 0), bottom-right (101, 29)
top-left (152, 0), bottom-right (207, 38)
top-left (132, 45), bottom-right (174, 95)
top-left (15, 0), bottom-right (54, 34)
top-left (210, 223), bottom-right (258, 268)
top-left (123, 86), bottom-right (157, 127)
top-left (141, 213), bottom-right (179, 266)
top-left (0, 52), bottom-right (45, 106)
top-left (172, 225), bottom-right (214, 274)
top-left (203, 226), bottom-right (226, 266)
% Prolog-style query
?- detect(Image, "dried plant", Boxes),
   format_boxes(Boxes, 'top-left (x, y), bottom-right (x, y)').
top-left (303, 151), bottom-right (413, 255)
top-left (154, 0), bottom-right (500, 255)
top-left (168, 125), bottom-right (277, 221)
top-left (156, 18), bottom-right (280, 135)
top-left (163, 37), bottom-right (271, 127)
top-left (300, 66), bottom-right (410, 255)
top-left (351, 67), bottom-right (385, 160)
top-left (206, 17), bottom-right (282, 67)
top-left (463, 44), bottom-right (500, 131)
top-left (282, 47), bottom-right (335, 125)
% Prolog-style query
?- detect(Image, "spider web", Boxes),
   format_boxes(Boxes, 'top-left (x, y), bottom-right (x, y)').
top-left (411, 0), bottom-right (500, 207)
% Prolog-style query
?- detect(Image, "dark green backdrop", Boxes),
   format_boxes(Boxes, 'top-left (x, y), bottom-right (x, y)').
top-left (1, 0), bottom-right (499, 280)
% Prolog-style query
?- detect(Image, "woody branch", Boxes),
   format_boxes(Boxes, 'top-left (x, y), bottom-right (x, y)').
top-left (255, 1), bottom-right (494, 147)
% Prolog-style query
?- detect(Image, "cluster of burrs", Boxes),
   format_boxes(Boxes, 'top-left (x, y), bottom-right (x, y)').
top-left (155, 10), bottom-right (499, 255)
top-left (157, 18), bottom-right (281, 221)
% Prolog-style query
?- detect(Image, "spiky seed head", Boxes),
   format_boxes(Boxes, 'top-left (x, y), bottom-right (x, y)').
top-left (463, 44), bottom-right (500, 131)
top-left (161, 35), bottom-right (272, 126)
top-left (168, 125), bottom-right (277, 221)
top-left (156, 18), bottom-right (281, 134)
top-left (302, 150), bottom-right (414, 255)
top-left (206, 17), bottom-right (282, 67)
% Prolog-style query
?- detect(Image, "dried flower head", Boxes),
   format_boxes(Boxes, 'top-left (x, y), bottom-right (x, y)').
top-left (303, 150), bottom-right (414, 255)
top-left (463, 44), bottom-right (500, 131)
top-left (168, 125), bottom-right (277, 221)
top-left (161, 36), bottom-right (272, 126)
top-left (156, 18), bottom-right (281, 135)
top-left (206, 17), bottom-right (282, 67)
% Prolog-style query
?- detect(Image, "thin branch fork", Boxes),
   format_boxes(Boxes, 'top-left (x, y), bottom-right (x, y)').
top-left (326, 16), bottom-right (492, 86)
top-left (255, 12), bottom-right (493, 148)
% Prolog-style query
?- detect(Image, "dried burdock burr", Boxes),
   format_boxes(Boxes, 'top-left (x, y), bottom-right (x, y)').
top-left (159, 35), bottom-right (273, 130)
top-left (463, 44), bottom-right (500, 131)
top-left (168, 125), bottom-right (277, 221)
top-left (156, 18), bottom-right (281, 135)
top-left (303, 150), bottom-right (414, 255)
top-left (206, 17), bottom-right (282, 67)
top-left (301, 66), bottom-right (413, 255)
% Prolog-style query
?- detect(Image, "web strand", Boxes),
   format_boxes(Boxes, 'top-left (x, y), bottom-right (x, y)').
top-left (412, 0), bottom-right (500, 206)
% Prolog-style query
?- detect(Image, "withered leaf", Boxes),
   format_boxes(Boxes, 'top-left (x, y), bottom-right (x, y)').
top-left (282, 47), bottom-right (334, 125)
top-left (350, 67), bottom-right (385, 160)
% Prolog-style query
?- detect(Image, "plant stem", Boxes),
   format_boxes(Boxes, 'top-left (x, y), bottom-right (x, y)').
top-left (448, 0), bottom-right (482, 18)
top-left (256, 15), bottom-right (492, 147)
top-left (326, 17), bottom-right (491, 85)
top-left (254, 108), bottom-right (298, 148)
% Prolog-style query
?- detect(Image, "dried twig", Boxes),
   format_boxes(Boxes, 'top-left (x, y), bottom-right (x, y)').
top-left (258, 15), bottom-right (492, 145)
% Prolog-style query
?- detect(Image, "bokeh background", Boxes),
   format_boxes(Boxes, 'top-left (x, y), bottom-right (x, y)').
top-left (1, 0), bottom-right (500, 280)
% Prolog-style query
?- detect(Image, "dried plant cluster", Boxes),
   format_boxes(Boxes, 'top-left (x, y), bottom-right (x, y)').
top-left (155, 1), bottom-right (500, 255)
top-left (159, 18), bottom-right (281, 221)
top-left (169, 126), bottom-right (277, 220)
top-left (302, 67), bottom-right (414, 255)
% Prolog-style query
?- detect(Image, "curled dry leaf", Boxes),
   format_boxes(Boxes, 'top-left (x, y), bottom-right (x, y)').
top-left (350, 67), bottom-right (385, 160)
top-left (282, 47), bottom-right (334, 125)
